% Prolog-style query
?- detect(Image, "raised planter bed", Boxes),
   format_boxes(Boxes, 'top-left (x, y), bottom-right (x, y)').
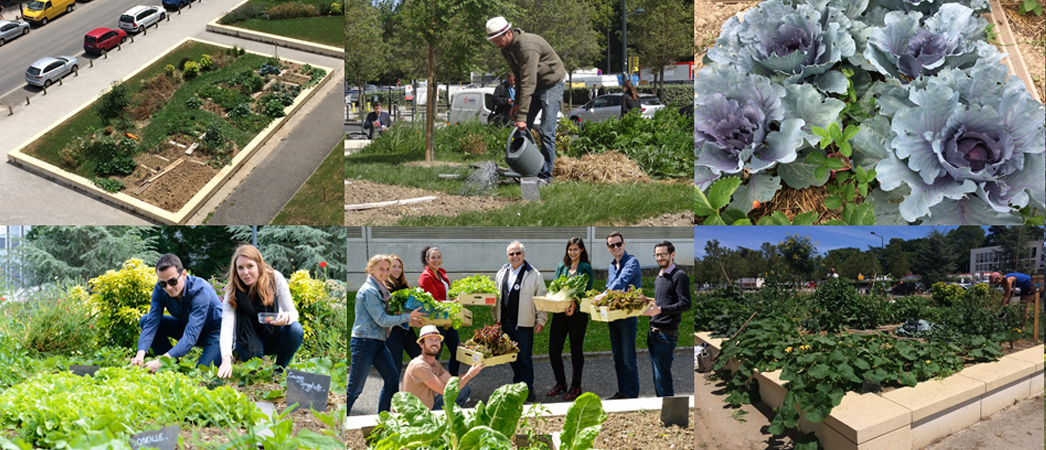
top-left (207, 0), bottom-right (343, 58)
top-left (696, 332), bottom-right (1044, 450)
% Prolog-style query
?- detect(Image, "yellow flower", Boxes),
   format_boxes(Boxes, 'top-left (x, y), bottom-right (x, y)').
top-left (785, 347), bottom-right (793, 353)
top-left (925, 360), bottom-right (931, 364)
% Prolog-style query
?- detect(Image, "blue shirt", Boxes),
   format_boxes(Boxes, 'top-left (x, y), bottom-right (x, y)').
top-left (352, 276), bottom-right (411, 341)
top-left (1005, 273), bottom-right (1032, 294)
top-left (606, 251), bottom-right (642, 292)
top-left (137, 274), bottom-right (223, 358)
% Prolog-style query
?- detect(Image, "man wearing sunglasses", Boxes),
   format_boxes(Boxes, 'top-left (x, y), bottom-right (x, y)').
top-left (644, 241), bottom-right (690, 397)
top-left (131, 254), bottom-right (224, 372)
top-left (600, 231), bottom-right (641, 399)
top-left (494, 240), bottom-right (548, 402)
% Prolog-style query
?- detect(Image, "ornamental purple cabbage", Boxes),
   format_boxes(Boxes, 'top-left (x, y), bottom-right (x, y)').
top-left (865, 4), bottom-right (992, 81)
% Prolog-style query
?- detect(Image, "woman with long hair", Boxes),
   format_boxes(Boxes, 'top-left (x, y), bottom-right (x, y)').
top-left (217, 245), bottom-right (303, 379)
top-left (546, 237), bottom-right (594, 401)
top-left (346, 254), bottom-right (425, 415)
top-left (417, 246), bottom-right (461, 376)
top-left (620, 78), bottom-right (642, 117)
top-left (383, 254), bottom-right (421, 376)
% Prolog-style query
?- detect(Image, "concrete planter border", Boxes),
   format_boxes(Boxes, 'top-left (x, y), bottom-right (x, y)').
top-left (6, 37), bottom-right (333, 224)
top-left (207, 0), bottom-right (342, 58)
top-left (696, 332), bottom-right (1044, 450)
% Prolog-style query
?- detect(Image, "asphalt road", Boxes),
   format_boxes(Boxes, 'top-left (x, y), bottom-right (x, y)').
top-left (347, 347), bottom-right (695, 416)
top-left (0, 0), bottom-right (194, 101)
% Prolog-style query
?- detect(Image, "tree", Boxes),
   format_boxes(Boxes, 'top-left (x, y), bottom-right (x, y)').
top-left (778, 234), bottom-right (818, 280)
top-left (511, 0), bottom-right (602, 110)
top-left (990, 226), bottom-right (1045, 274)
top-left (146, 227), bottom-right (238, 280)
top-left (913, 229), bottom-right (955, 287)
top-left (628, 0), bottom-right (692, 101)
top-left (884, 238), bottom-right (912, 280)
top-left (946, 226), bottom-right (985, 273)
top-left (227, 226), bottom-right (346, 281)
top-left (345, 0), bottom-right (388, 118)
top-left (8, 226), bottom-right (160, 287)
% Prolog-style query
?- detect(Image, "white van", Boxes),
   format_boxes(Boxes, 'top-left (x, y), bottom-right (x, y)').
top-left (449, 87), bottom-right (562, 126)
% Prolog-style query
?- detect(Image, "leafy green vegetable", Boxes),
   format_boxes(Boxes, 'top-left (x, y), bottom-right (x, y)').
top-left (448, 275), bottom-right (498, 298)
top-left (547, 274), bottom-right (589, 301)
top-left (592, 286), bottom-right (648, 312)
top-left (390, 287), bottom-right (468, 328)
top-left (461, 325), bottom-right (519, 358)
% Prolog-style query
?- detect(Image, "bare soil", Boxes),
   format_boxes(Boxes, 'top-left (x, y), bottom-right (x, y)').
top-left (345, 410), bottom-right (692, 450)
top-left (1002, 3), bottom-right (1045, 101)
top-left (132, 159), bottom-right (218, 212)
top-left (695, 1), bottom-right (756, 71)
top-left (633, 211), bottom-right (694, 226)
top-left (344, 179), bottom-right (514, 225)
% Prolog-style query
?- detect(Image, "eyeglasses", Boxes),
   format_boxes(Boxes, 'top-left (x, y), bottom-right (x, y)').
top-left (654, 253), bottom-right (670, 258)
top-left (508, 251), bottom-right (523, 257)
top-left (607, 241), bottom-right (623, 249)
top-left (157, 273), bottom-right (181, 289)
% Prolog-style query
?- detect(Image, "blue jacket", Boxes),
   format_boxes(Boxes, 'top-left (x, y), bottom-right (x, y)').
top-left (137, 274), bottom-right (223, 358)
top-left (606, 251), bottom-right (642, 292)
top-left (352, 276), bottom-right (411, 341)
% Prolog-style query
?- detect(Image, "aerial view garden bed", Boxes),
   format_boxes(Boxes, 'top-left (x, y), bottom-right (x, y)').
top-left (695, 277), bottom-right (1044, 450)
top-left (211, 0), bottom-right (343, 51)
top-left (694, 0), bottom-right (1045, 225)
top-left (7, 39), bottom-right (332, 224)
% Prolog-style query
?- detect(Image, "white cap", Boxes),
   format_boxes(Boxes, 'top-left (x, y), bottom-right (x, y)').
top-left (486, 16), bottom-right (511, 40)
top-left (416, 325), bottom-right (443, 344)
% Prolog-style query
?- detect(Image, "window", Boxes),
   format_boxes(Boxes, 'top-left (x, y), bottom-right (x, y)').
top-left (605, 96), bottom-right (622, 107)
top-left (45, 62), bottom-right (62, 72)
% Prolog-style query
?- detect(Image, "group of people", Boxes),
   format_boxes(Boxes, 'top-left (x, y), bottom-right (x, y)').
top-left (346, 232), bottom-right (691, 416)
top-left (130, 246), bottom-right (305, 378)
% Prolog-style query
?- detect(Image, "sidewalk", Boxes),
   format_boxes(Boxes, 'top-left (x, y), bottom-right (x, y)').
top-left (345, 348), bottom-right (695, 417)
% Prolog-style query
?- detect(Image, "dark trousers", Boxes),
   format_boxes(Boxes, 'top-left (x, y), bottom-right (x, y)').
top-left (346, 337), bottom-right (398, 415)
top-left (607, 316), bottom-right (640, 398)
top-left (502, 323), bottom-right (535, 394)
top-left (385, 325), bottom-right (421, 377)
top-left (549, 311), bottom-right (588, 388)
top-left (234, 322), bottom-right (304, 368)
top-left (647, 329), bottom-right (678, 397)
top-left (439, 326), bottom-right (460, 376)
top-left (138, 314), bottom-right (221, 368)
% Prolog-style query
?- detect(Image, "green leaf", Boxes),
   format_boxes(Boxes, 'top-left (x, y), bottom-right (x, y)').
top-left (443, 378), bottom-right (469, 443)
top-left (294, 429), bottom-right (344, 450)
top-left (721, 208), bottom-right (750, 225)
top-left (560, 393), bottom-right (607, 450)
top-left (708, 177), bottom-right (743, 211)
top-left (769, 211), bottom-right (792, 225)
top-left (835, 172), bottom-right (850, 184)
top-left (263, 389), bottom-right (285, 400)
top-left (842, 186), bottom-right (857, 202)
top-left (391, 392), bottom-right (437, 428)
top-left (703, 214), bottom-right (727, 226)
top-left (695, 186), bottom-right (717, 217)
top-left (808, 364), bottom-right (831, 379)
top-left (824, 158), bottom-right (844, 170)
top-left (814, 166), bottom-right (827, 181)
top-left (839, 141), bottom-right (852, 158)
top-left (474, 382), bottom-right (528, 438)
top-left (791, 211), bottom-right (819, 225)
top-left (811, 126), bottom-right (828, 138)
top-left (805, 152), bottom-right (826, 165)
top-left (458, 426), bottom-right (513, 450)
top-left (824, 196), bottom-right (843, 210)
top-left (843, 125), bottom-right (860, 141)
top-left (857, 182), bottom-right (869, 198)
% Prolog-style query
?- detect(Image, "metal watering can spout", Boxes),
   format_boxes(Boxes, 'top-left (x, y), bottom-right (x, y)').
top-left (504, 127), bottom-right (544, 178)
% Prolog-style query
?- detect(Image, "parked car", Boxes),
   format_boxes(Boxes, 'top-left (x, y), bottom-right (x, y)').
top-left (0, 20), bottom-right (30, 46)
top-left (83, 27), bottom-right (126, 55)
top-left (891, 282), bottom-right (925, 296)
top-left (448, 87), bottom-right (560, 126)
top-left (161, 0), bottom-right (192, 9)
top-left (566, 93), bottom-right (665, 125)
top-left (25, 56), bottom-right (78, 87)
top-left (119, 6), bottom-right (165, 33)
top-left (21, 0), bottom-right (75, 26)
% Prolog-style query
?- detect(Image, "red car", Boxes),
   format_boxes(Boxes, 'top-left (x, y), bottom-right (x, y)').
top-left (83, 27), bottom-right (126, 55)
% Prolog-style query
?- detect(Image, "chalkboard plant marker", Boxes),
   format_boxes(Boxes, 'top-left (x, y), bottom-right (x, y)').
top-left (129, 425), bottom-right (179, 450)
top-left (284, 369), bottom-right (330, 413)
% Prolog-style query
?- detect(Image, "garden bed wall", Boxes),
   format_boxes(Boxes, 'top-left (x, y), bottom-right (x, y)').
top-left (6, 38), bottom-right (333, 225)
top-left (696, 332), bottom-right (1044, 450)
top-left (986, 0), bottom-right (1042, 103)
top-left (206, 0), bottom-right (343, 58)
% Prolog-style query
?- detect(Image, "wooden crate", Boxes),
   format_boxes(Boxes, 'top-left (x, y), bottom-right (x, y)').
top-left (417, 307), bottom-right (473, 328)
top-left (589, 304), bottom-right (650, 322)
top-left (533, 296), bottom-right (573, 313)
top-left (579, 297), bottom-right (595, 313)
top-left (456, 293), bottom-right (497, 306)
top-left (456, 346), bottom-right (518, 367)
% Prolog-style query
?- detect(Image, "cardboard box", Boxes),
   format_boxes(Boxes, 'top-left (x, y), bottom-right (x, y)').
top-left (588, 304), bottom-right (650, 322)
top-left (456, 293), bottom-right (497, 306)
top-left (533, 296), bottom-right (574, 313)
top-left (418, 307), bottom-right (473, 328)
top-left (456, 346), bottom-right (518, 367)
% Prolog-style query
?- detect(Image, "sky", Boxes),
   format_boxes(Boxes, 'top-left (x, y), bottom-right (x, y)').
top-left (692, 226), bottom-right (993, 257)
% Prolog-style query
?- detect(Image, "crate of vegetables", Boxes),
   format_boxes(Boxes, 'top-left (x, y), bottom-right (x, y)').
top-left (533, 274), bottom-right (589, 313)
top-left (589, 286), bottom-right (650, 322)
top-left (456, 325), bottom-right (519, 366)
top-left (389, 287), bottom-right (472, 328)
top-left (448, 275), bottom-right (499, 306)
top-left (421, 307), bottom-right (473, 328)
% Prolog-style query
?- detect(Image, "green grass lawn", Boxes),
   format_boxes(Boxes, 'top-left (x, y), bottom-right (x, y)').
top-left (272, 142), bottom-right (344, 225)
top-left (233, 16), bottom-right (343, 48)
top-left (347, 277), bottom-right (695, 365)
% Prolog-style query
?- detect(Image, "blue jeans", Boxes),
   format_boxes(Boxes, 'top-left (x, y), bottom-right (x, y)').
top-left (346, 337), bottom-right (399, 415)
top-left (433, 384), bottom-right (472, 410)
top-left (607, 317), bottom-right (639, 398)
top-left (503, 323), bottom-right (535, 394)
top-left (234, 322), bottom-right (304, 368)
top-left (524, 82), bottom-right (564, 180)
top-left (139, 314), bottom-right (222, 368)
top-left (647, 329), bottom-right (678, 397)
top-left (439, 327), bottom-right (460, 376)
top-left (385, 325), bottom-right (421, 376)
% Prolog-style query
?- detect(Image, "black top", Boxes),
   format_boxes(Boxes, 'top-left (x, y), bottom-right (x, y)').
top-left (651, 266), bottom-right (691, 332)
top-left (621, 94), bottom-right (642, 116)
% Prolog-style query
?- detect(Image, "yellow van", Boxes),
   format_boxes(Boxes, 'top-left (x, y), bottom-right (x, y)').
top-left (22, 0), bottom-right (75, 26)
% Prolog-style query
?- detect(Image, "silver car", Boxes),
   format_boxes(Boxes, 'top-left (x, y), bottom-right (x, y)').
top-left (567, 93), bottom-right (665, 125)
top-left (0, 20), bottom-right (30, 46)
top-left (25, 56), bottom-right (78, 87)
top-left (119, 6), bottom-right (165, 33)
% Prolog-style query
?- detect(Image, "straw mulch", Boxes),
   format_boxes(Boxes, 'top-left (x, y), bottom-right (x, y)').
top-left (748, 184), bottom-right (850, 223)
top-left (553, 151), bottom-right (650, 183)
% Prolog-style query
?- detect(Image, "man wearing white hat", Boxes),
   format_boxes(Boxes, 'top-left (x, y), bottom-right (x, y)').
top-left (402, 325), bottom-right (485, 410)
top-left (486, 16), bottom-right (566, 185)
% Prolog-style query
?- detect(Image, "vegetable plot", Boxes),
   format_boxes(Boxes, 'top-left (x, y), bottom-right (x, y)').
top-left (695, 0), bottom-right (1045, 225)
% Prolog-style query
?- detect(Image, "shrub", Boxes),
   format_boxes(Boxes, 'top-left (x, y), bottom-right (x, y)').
top-left (329, 1), bottom-right (342, 15)
top-left (198, 85), bottom-right (252, 110)
top-left (199, 54), bottom-right (213, 71)
top-left (218, 2), bottom-right (264, 25)
top-left (96, 156), bottom-right (137, 177)
top-left (931, 282), bottom-right (965, 308)
top-left (164, 64), bottom-right (176, 77)
top-left (202, 123), bottom-right (228, 153)
top-left (88, 259), bottom-right (157, 348)
top-left (87, 136), bottom-right (123, 161)
top-left (0, 284), bottom-right (99, 355)
top-left (98, 82), bottom-right (130, 123)
top-left (809, 278), bottom-right (881, 331)
top-left (93, 178), bottom-right (125, 193)
top-left (233, 70), bottom-right (265, 94)
top-left (568, 106), bottom-right (692, 178)
top-left (258, 63), bottom-right (281, 76)
top-left (228, 102), bottom-right (252, 119)
top-left (286, 271), bottom-right (343, 347)
top-left (263, 2), bottom-right (321, 20)
top-left (183, 61), bottom-right (200, 79)
top-left (263, 99), bottom-right (286, 118)
top-left (185, 95), bottom-right (202, 109)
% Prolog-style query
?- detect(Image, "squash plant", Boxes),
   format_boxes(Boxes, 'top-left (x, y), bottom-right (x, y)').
top-left (368, 380), bottom-right (607, 450)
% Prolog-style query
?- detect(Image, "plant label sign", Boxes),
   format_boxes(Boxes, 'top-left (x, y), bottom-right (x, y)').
top-left (129, 425), bottom-right (179, 450)
top-left (520, 177), bottom-right (540, 202)
top-left (70, 365), bottom-right (100, 377)
top-left (285, 369), bottom-right (329, 413)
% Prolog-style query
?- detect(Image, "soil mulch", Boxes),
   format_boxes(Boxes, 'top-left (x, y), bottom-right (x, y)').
top-left (344, 179), bottom-right (513, 225)
top-left (695, 1), bottom-right (755, 72)
top-left (634, 211), bottom-right (694, 226)
top-left (1002, 2), bottom-right (1045, 101)
top-left (553, 151), bottom-right (650, 184)
top-left (345, 409), bottom-right (691, 450)
top-left (132, 159), bottom-right (218, 212)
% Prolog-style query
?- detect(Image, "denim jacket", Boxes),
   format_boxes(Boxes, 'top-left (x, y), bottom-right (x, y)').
top-left (606, 251), bottom-right (642, 292)
top-left (352, 276), bottom-right (411, 341)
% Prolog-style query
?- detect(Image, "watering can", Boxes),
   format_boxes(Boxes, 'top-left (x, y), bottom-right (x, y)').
top-left (504, 127), bottom-right (544, 178)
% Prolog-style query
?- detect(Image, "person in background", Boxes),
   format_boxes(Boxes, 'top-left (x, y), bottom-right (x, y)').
top-left (418, 246), bottom-right (461, 376)
top-left (990, 271), bottom-right (1035, 323)
top-left (494, 240), bottom-right (548, 402)
top-left (491, 74), bottom-right (516, 126)
top-left (217, 245), bottom-right (303, 380)
top-left (598, 85), bottom-right (607, 96)
top-left (597, 232), bottom-right (641, 399)
top-left (402, 325), bottom-right (485, 410)
top-left (643, 241), bottom-right (691, 397)
top-left (547, 237), bottom-right (593, 401)
top-left (620, 78), bottom-right (641, 117)
top-left (132, 254), bottom-right (223, 372)
top-left (346, 255), bottom-right (426, 416)
top-left (589, 84), bottom-right (598, 101)
top-left (384, 254), bottom-right (421, 377)
top-left (364, 100), bottom-right (392, 139)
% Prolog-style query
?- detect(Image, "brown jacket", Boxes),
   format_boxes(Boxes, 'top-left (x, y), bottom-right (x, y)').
top-left (500, 29), bottom-right (565, 123)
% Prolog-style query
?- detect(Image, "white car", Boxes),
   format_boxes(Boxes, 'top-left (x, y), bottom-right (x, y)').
top-left (119, 6), bottom-right (165, 33)
top-left (448, 87), bottom-right (561, 126)
top-left (567, 93), bottom-right (665, 126)
top-left (25, 56), bottom-right (78, 87)
top-left (0, 20), bottom-right (30, 47)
